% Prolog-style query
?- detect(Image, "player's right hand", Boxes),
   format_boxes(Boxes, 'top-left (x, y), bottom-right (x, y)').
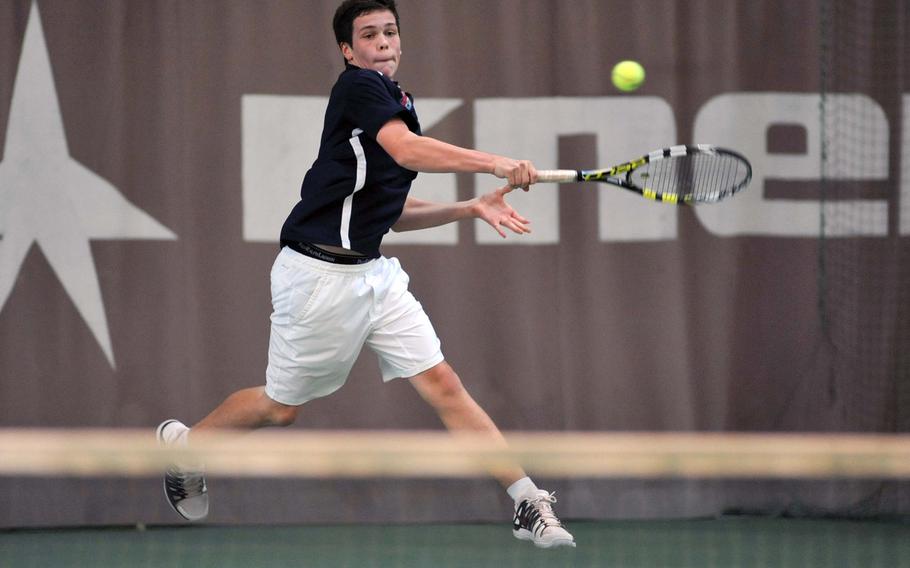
top-left (492, 157), bottom-right (537, 191)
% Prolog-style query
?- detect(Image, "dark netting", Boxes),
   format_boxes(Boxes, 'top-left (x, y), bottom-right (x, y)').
top-left (818, 0), bottom-right (910, 432)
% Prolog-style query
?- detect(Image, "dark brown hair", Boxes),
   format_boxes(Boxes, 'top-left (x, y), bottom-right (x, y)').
top-left (333, 0), bottom-right (400, 47)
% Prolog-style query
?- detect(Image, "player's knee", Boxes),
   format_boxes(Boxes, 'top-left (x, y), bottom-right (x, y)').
top-left (417, 365), bottom-right (468, 409)
top-left (266, 402), bottom-right (299, 427)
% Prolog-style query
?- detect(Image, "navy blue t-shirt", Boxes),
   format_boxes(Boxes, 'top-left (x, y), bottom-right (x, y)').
top-left (280, 63), bottom-right (421, 257)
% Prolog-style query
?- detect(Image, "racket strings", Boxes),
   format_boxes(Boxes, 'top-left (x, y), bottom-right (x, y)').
top-left (635, 152), bottom-right (750, 203)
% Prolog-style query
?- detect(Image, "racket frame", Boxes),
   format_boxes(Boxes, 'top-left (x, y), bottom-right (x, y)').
top-left (537, 144), bottom-right (752, 205)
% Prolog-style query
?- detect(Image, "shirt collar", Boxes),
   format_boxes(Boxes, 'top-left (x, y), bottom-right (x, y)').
top-left (344, 62), bottom-right (399, 86)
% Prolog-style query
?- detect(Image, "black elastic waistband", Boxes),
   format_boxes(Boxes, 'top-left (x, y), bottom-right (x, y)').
top-left (282, 241), bottom-right (374, 265)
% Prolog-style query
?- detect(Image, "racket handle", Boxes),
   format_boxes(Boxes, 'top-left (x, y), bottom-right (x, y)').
top-left (536, 169), bottom-right (579, 183)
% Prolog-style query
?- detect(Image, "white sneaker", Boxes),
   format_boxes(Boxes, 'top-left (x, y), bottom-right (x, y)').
top-left (156, 419), bottom-right (208, 521)
top-left (512, 490), bottom-right (576, 548)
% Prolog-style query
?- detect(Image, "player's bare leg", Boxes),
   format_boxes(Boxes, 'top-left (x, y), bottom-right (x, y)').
top-left (157, 387), bottom-right (299, 521)
top-left (409, 361), bottom-right (575, 548)
top-left (193, 387), bottom-right (299, 431)
top-left (409, 360), bottom-right (523, 487)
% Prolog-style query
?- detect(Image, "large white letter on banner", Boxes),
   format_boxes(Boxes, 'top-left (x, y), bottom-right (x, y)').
top-left (473, 97), bottom-right (677, 244)
top-left (693, 93), bottom-right (888, 237)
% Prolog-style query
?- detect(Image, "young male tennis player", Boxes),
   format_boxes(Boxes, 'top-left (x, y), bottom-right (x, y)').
top-left (157, 0), bottom-right (574, 549)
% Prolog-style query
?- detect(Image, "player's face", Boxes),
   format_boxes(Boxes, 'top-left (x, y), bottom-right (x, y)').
top-left (341, 10), bottom-right (401, 78)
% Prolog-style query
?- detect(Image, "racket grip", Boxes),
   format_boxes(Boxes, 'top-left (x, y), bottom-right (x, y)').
top-left (536, 169), bottom-right (579, 183)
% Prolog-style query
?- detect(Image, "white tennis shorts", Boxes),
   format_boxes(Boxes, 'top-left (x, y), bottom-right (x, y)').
top-left (265, 246), bottom-right (444, 406)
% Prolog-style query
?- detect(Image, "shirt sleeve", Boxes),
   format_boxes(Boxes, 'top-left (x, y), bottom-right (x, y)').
top-left (343, 70), bottom-right (416, 138)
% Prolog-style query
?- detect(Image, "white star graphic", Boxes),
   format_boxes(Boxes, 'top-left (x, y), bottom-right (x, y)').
top-left (0, 2), bottom-right (177, 368)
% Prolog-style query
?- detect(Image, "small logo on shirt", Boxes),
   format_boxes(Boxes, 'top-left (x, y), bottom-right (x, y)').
top-left (400, 92), bottom-right (413, 111)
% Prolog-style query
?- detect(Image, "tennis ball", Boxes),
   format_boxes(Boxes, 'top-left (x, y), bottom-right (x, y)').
top-left (611, 60), bottom-right (645, 92)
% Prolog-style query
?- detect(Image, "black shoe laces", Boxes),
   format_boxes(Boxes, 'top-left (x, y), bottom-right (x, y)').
top-left (165, 468), bottom-right (206, 500)
top-left (518, 492), bottom-right (564, 536)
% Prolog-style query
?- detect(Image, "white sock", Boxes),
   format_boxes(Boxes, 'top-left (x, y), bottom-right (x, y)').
top-left (179, 429), bottom-right (204, 471)
top-left (161, 421), bottom-right (190, 446)
top-left (506, 476), bottom-right (539, 504)
top-left (165, 422), bottom-right (205, 471)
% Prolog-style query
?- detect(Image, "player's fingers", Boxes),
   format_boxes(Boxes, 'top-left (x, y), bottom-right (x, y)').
top-left (507, 161), bottom-right (531, 189)
top-left (518, 160), bottom-right (532, 189)
top-left (508, 168), bottom-right (522, 189)
top-left (512, 211), bottom-right (531, 224)
top-left (504, 223), bottom-right (525, 235)
top-left (503, 217), bottom-right (530, 234)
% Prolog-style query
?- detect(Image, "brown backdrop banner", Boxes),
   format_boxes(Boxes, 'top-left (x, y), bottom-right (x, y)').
top-left (1, 0), bottom-right (908, 526)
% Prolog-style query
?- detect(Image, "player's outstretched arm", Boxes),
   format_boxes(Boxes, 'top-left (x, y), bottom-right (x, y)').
top-left (376, 118), bottom-right (537, 189)
top-left (392, 186), bottom-right (530, 238)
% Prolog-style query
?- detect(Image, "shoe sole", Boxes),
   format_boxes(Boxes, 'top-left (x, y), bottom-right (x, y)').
top-left (513, 529), bottom-right (576, 549)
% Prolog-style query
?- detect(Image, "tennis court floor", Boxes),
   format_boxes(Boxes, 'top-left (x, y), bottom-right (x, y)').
top-left (2, 517), bottom-right (909, 567)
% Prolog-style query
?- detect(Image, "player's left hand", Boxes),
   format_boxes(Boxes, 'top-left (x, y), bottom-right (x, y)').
top-left (474, 185), bottom-right (531, 238)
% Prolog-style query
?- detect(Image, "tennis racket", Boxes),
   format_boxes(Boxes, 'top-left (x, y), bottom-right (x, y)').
top-left (537, 144), bottom-right (752, 205)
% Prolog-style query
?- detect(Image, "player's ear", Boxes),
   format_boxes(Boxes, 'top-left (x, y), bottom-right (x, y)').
top-left (340, 43), bottom-right (353, 62)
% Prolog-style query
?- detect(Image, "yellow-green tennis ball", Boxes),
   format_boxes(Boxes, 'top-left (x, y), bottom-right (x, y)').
top-left (612, 60), bottom-right (645, 92)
